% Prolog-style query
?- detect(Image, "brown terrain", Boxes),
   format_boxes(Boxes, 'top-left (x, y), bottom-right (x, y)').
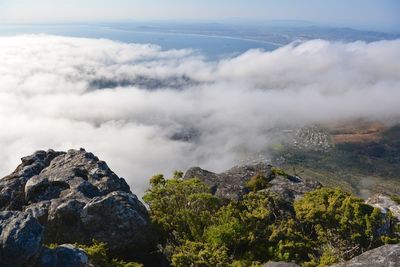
top-left (328, 120), bottom-right (386, 144)
top-left (277, 119), bottom-right (400, 196)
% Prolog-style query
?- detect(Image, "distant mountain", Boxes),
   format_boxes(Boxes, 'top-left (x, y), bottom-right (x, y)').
top-left (102, 22), bottom-right (400, 45)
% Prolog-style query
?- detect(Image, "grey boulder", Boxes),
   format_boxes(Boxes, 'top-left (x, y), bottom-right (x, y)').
top-left (80, 191), bottom-right (157, 258)
top-left (0, 211), bottom-right (43, 267)
top-left (0, 150), bottom-right (63, 211)
top-left (184, 163), bottom-right (321, 200)
top-left (366, 194), bottom-right (400, 221)
top-left (35, 244), bottom-right (88, 267)
top-left (0, 148), bottom-right (157, 261)
top-left (331, 244), bottom-right (400, 267)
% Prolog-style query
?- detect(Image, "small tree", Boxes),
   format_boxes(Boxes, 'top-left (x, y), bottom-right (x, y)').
top-left (143, 173), bottom-right (221, 249)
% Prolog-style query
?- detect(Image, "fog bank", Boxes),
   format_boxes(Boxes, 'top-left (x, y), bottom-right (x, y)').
top-left (1, 35), bottom-right (399, 194)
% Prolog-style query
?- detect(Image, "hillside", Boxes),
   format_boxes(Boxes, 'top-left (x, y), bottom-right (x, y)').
top-left (268, 121), bottom-right (400, 197)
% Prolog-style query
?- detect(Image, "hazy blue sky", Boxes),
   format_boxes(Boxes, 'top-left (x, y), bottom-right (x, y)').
top-left (0, 0), bottom-right (399, 32)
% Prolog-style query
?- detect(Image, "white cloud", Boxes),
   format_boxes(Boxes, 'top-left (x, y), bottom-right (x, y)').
top-left (0, 35), bottom-right (399, 195)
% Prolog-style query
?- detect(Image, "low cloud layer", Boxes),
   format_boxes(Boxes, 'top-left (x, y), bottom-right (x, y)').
top-left (1, 35), bottom-right (399, 195)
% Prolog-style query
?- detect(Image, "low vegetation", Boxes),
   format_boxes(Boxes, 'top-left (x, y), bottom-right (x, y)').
top-left (245, 172), bottom-right (270, 192)
top-left (47, 241), bottom-right (143, 267)
top-left (48, 170), bottom-right (399, 266)
top-left (76, 241), bottom-right (143, 267)
top-left (391, 195), bottom-right (400, 205)
top-left (143, 172), bottom-right (399, 267)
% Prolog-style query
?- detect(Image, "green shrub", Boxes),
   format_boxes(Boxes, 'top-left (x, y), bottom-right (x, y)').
top-left (77, 241), bottom-right (109, 266)
top-left (390, 195), bottom-right (400, 204)
top-left (294, 188), bottom-right (387, 262)
top-left (45, 243), bottom-right (59, 249)
top-left (245, 172), bottom-right (270, 191)
top-left (271, 167), bottom-right (289, 178)
top-left (110, 259), bottom-right (143, 267)
top-left (171, 241), bottom-right (230, 267)
top-left (143, 173), bottom-right (221, 246)
top-left (230, 260), bottom-right (262, 267)
top-left (144, 171), bottom-right (399, 266)
top-left (76, 241), bottom-right (143, 267)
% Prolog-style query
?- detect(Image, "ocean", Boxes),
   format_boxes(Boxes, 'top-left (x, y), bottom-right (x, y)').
top-left (0, 24), bottom-right (280, 59)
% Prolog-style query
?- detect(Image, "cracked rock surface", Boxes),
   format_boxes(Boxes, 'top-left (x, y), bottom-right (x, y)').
top-left (0, 149), bottom-right (158, 266)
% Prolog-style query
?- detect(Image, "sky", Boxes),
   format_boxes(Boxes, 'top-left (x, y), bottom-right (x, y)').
top-left (0, 0), bottom-right (399, 32)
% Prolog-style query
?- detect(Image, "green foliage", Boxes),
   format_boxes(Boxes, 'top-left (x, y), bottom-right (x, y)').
top-left (76, 241), bottom-right (143, 267)
top-left (318, 249), bottom-right (340, 267)
top-left (390, 195), bottom-right (400, 204)
top-left (230, 260), bottom-right (262, 267)
top-left (245, 173), bottom-right (270, 191)
top-left (171, 241), bottom-right (230, 267)
top-left (143, 173), bottom-right (221, 247)
top-left (204, 219), bottom-right (244, 247)
top-left (110, 259), bottom-right (143, 267)
top-left (204, 203), bottom-right (245, 252)
top-left (380, 211), bottom-right (400, 244)
top-left (271, 167), bottom-right (289, 178)
top-left (294, 188), bottom-right (390, 262)
top-left (234, 192), bottom-right (313, 263)
top-left (77, 241), bottom-right (109, 267)
top-left (144, 171), bottom-right (399, 266)
top-left (45, 243), bottom-right (59, 249)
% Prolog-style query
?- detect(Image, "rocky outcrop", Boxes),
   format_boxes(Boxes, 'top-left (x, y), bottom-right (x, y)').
top-left (366, 194), bottom-right (400, 221)
top-left (0, 148), bottom-right (158, 262)
top-left (0, 210), bottom-right (87, 267)
top-left (80, 191), bottom-right (156, 258)
top-left (0, 211), bottom-right (43, 266)
top-left (184, 163), bottom-right (321, 200)
top-left (0, 150), bottom-right (63, 211)
top-left (331, 244), bottom-right (400, 267)
top-left (365, 194), bottom-right (400, 237)
top-left (35, 245), bottom-right (88, 267)
top-left (264, 171), bottom-right (322, 201)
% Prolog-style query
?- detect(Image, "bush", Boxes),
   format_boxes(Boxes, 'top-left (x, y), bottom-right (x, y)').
top-left (245, 172), bottom-right (270, 191)
top-left (294, 188), bottom-right (389, 262)
top-left (143, 173), bottom-right (221, 246)
top-left (76, 241), bottom-right (143, 267)
top-left (144, 171), bottom-right (399, 266)
top-left (171, 241), bottom-right (229, 267)
top-left (271, 167), bottom-right (289, 177)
